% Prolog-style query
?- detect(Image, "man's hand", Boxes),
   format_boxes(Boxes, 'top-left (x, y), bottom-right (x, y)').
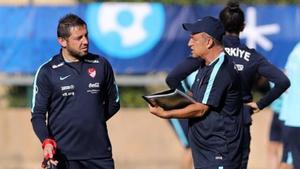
top-left (148, 104), bottom-right (170, 119)
top-left (41, 157), bottom-right (58, 169)
top-left (246, 102), bottom-right (260, 114)
top-left (41, 139), bottom-right (58, 168)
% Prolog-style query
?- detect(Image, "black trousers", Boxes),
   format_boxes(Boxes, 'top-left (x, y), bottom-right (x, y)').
top-left (52, 153), bottom-right (114, 169)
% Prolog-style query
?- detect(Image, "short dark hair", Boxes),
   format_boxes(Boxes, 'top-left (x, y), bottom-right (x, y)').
top-left (219, 0), bottom-right (244, 34)
top-left (57, 13), bottom-right (87, 38)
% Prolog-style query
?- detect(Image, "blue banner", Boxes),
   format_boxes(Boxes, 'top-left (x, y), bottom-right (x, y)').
top-left (0, 3), bottom-right (299, 74)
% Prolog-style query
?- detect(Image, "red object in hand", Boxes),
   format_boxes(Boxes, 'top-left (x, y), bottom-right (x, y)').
top-left (42, 138), bottom-right (57, 159)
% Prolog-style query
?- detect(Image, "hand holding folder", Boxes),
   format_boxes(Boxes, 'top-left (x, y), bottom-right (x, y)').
top-left (142, 89), bottom-right (196, 110)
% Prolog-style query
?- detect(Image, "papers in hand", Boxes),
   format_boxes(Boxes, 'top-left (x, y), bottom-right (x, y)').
top-left (142, 89), bottom-right (196, 110)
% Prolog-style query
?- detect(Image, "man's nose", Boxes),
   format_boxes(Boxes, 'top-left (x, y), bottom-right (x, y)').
top-left (188, 38), bottom-right (193, 47)
top-left (82, 36), bottom-right (89, 44)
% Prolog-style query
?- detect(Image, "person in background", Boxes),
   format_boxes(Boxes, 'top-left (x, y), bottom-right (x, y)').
top-left (268, 93), bottom-right (285, 169)
top-left (31, 13), bottom-right (120, 169)
top-left (279, 42), bottom-right (300, 169)
top-left (166, 1), bottom-right (290, 168)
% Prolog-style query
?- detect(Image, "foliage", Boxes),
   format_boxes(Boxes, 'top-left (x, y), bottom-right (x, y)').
top-left (6, 86), bottom-right (150, 108)
top-left (7, 86), bottom-right (29, 107)
top-left (119, 86), bottom-right (148, 108)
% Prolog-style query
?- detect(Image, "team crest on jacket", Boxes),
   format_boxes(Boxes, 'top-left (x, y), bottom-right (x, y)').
top-left (88, 68), bottom-right (96, 78)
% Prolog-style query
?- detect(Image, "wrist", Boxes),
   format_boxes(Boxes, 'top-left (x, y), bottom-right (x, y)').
top-left (164, 110), bottom-right (173, 119)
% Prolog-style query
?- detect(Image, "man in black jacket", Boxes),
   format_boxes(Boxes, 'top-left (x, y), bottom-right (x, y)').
top-left (31, 13), bottom-right (120, 169)
top-left (149, 16), bottom-right (244, 169)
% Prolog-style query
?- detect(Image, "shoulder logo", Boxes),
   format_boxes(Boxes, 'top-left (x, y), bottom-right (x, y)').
top-left (59, 75), bottom-right (71, 80)
top-left (52, 62), bottom-right (64, 69)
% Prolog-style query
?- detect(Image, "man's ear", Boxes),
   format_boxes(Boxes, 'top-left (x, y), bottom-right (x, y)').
top-left (58, 37), bottom-right (67, 48)
top-left (207, 38), bottom-right (214, 49)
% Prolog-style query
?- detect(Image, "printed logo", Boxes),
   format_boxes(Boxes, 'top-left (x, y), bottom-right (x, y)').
top-left (52, 62), bottom-right (64, 69)
top-left (235, 64), bottom-right (244, 71)
top-left (88, 68), bottom-right (96, 78)
top-left (224, 47), bottom-right (251, 62)
top-left (87, 83), bottom-right (100, 94)
top-left (215, 156), bottom-right (223, 160)
top-left (84, 59), bottom-right (99, 63)
top-left (89, 82), bottom-right (100, 88)
top-left (86, 2), bottom-right (165, 59)
top-left (61, 85), bottom-right (75, 91)
top-left (61, 85), bottom-right (75, 97)
top-left (59, 75), bottom-right (71, 81)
